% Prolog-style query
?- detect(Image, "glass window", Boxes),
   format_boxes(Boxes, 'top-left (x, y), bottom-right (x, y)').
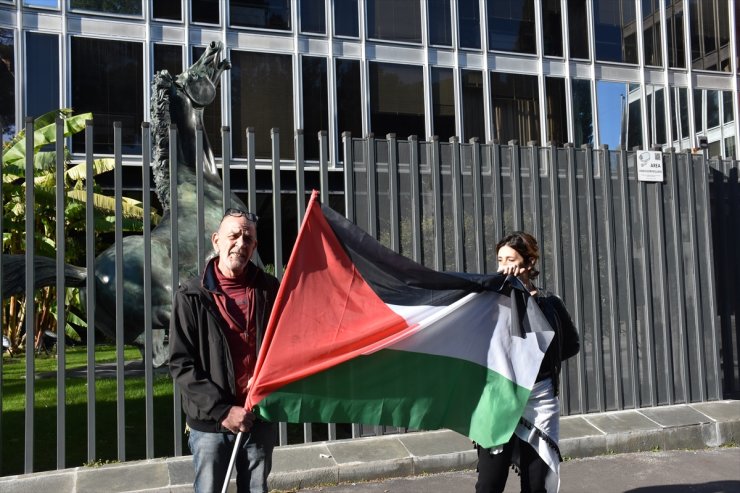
top-left (593, 0), bottom-right (637, 64)
top-left (24, 0), bottom-right (59, 8)
top-left (153, 44), bottom-right (183, 77)
top-left (722, 91), bottom-right (734, 124)
top-left (491, 72), bottom-right (539, 144)
top-left (300, 0), bottom-right (325, 34)
top-left (26, 32), bottom-right (59, 119)
top-left (231, 51), bottom-right (294, 159)
top-left (678, 87), bottom-right (689, 139)
top-left (693, 88), bottom-right (703, 131)
top-left (369, 62), bottom-right (424, 139)
top-left (666, 1), bottom-right (685, 68)
top-left (645, 86), bottom-right (666, 147)
top-left (192, 0), bottom-right (220, 24)
top-left (231, 0), bottom-right (290, 30)
top-left (152, 0), bottom-right (181, 21)
top-left (458, 0), bottom-right (481, 49)
top-left (70, 37), bottom-right (143, 154)
top-left (0, 28), bottom-right (14, 140)
top-left (335, 58), bottom-right (362, 137)
top-left (626, 86), bottom-right (643, 149)
top-left (597, 81), bottom-right (633, 149)
top-left (689, 0), bottom-right (731, 71)
top-left (642, 0), bottom-right (662, 67)
top-left (192, 46), bottom-right (223, 157)
top-left (462, 70), bottom-right (484, 141)
top-left (545, 77), bottom-right (567, 145)
top-left (367, 0), bottom-right (421, 43)
top-left (69, 0), bottom-right (142, 16)
top-left (428, 0), bottom-right (452, 46)
top-left (542, 0), bottom-right (562, 57)
top-left (572, 79), bottom-right (593, 146)
top-left (431, 67), bottom-right (455, 141)
top-left (724, 137), bottom-right (736, 158)
top-left (301, 56), bottom-right (329, 161)
top-left (706, 90), bottom-right (719, 128)
top-left (568, 0), bottom-right (589, 59)
top-left (487, 0), bottom-right (535, 54)
top-left (334, 1), bottom-right (358, 37)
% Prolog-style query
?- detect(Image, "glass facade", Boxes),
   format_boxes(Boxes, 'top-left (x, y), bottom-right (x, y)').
top-left (0, 0), bottom-right (736, 159)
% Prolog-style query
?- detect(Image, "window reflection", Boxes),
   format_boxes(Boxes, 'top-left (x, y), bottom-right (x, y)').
top-left (596, 81), bottom-right (631, 149)
top-left (568, 0), bottom-right (589, 59)
top-left (152, 0), bottom-right (180, 21)
top-left (301, 57), bottom-right (329, 161)
top-left (572, 79), bottom-right (593, 146)
top-left (462, 70), bottom-right (485, 141)
top-left (542, 0), bottom-right (562, 57)
top-left (431, 67), bottom-right (455, 141)
top-left (231, 0), bottom-right (290, 30)
top-left (70, 36), bottom-right (143, 154)
top-left (645, 85), bottom-right (666, 147)
top-left (491, 72), bottom-right (539, 144)
top-left (458, 0), bottom-right (481, 49)
top-left (26, 32), bottom-right (59, 119)
top-left (70, 0), bottom-right (142, 15)
top-left (665, 1), bottom-right (685, 68)
top-left (722, 91), bottom-right (734, 124)
top-left (0, 28), bottom-right (14, 140)
top-left (725, 138), bottom-right (736, 158)
top-left (367, 0), bottom-right (421, 43)
top-left (24, 0), bottom-right (59, 8)
top-left (545, 77), bottom-right (567, 145)
top-left (334, 1), bottom-right (358, 37)
top-left (428, 0), bottom-right (452, 47)
top-left (369, 62), bottom-right (425, 138)
top-left (192, 0), bottom-right (219, 24)
top-left (231, 51), bottom-right (294, 159)
top-left (593, 0), bottom-right (637, 64)
top-left (642, 0), bottom-right (662, 67)
top-left (487, 0), bottom-right (536, 54)
top-left (153, 44), bottom-right (183, 77)
top-left (706, 90), bottom-right (719, 129)
top-left (688, 0), bottom-right (731, 71)
top-left (300, 0), bottom-right (325, 34)
top-left (335, 59), bottom-right (362, 137)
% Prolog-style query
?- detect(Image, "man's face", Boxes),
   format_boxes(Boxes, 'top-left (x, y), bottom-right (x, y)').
top-left (211, 215), bottom-right (258, 278)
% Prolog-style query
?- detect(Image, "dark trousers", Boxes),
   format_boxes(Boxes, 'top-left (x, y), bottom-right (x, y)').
top-left (475, 436), bottom-right (549, 493)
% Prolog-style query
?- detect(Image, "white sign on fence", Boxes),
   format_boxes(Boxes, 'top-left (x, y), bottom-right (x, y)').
top-left (636, 150), bottom-right (664, 182)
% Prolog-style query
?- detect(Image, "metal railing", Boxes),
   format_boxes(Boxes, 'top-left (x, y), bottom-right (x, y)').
top-left (1, 121), bottom-right (737, 476)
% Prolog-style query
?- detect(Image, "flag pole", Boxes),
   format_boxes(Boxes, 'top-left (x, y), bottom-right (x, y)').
top-left (220, 431), bottom-right (243, 493)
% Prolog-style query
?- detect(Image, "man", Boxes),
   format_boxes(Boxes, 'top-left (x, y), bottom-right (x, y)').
top-left (169, 208), bottom-right (280, 493)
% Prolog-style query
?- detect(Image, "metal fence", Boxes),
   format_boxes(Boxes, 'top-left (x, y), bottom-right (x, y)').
top-left (1, 121), bottom-right (738, 476)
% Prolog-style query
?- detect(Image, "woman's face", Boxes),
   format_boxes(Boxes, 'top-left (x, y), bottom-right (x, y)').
top-left (496, 245), bottom-right (531, 282)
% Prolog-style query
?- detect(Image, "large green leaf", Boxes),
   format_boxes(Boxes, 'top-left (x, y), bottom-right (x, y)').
top-left (67, 190), bottom-right (146, 218)
top-left (2, 112), bottom-right (92, 166)
top-left (65, 158), bottom-right (116, 181)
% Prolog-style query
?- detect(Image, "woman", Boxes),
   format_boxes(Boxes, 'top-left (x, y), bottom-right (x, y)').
top-left (476, 231), bottom-right (580, 493)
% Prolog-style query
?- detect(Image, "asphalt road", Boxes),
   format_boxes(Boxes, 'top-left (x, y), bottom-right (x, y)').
top-left (294, 447), bottom-right (740, 493)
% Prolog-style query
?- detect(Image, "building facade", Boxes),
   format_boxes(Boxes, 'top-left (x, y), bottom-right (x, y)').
top-left (0, 0), bottom-right (738, 165)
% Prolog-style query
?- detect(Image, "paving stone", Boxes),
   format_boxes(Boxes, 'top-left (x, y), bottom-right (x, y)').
top-left (412, 450), bottom-right (478, 475)
top-left (327, 437), bottom-right (410, 464)
top-left (606, 429), bottom-right (664, 454)
top-left (587, 411), bottom-right (662, 434)
top-left (166, 456), bottom-right (195, 487)
top-left (0, 472), bottom-right (75, 493)
top-left (272, 443), bottom-right (336, 472)
top-left (76, 461), bottom-right (170, 493)
top-left (560, 416), bottom-right (604, 439)
top-left (661, 423), bottom-right (711, 450)
top-left (560, 434), bottom-right (607, 459)
top-left (641, 405), bottom-right (713, 427)
top-left (691, 400), bottom-right (740, 422)
top-left (270, 467), bottom-right (338, 490)
top-left (716, 420), bottom-right (740, 445)
top-left (337, 458), bottom-right (413, 483)
top-left (398, 429), bottom-right (474, 457)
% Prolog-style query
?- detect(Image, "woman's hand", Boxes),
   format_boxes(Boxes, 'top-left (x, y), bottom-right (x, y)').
top-left (497, 263), bottom-right (530, 278)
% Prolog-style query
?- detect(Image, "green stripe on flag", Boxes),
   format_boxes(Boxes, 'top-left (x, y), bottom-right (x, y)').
top-left (254, 349), bottom-right (531, 448)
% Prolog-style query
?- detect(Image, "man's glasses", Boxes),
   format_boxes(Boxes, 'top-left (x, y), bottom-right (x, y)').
top-left (223, 208), bottom-right (259, 223)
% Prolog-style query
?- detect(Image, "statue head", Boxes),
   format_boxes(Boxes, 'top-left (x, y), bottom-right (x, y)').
top-left (175, 41), bottom-right (231, 107)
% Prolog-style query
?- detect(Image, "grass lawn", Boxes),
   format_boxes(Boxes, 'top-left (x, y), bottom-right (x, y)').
top-left (1, 345), bottom-right (184, 476)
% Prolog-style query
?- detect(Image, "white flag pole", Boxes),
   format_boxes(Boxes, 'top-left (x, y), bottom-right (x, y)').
top-left (220, 431), bottom-right (243, 493)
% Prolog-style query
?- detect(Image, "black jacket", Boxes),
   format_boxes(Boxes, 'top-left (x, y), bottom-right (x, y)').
top-left (168, 258), bottom-right (280, 432)
top-left (534, 290), bottom-right (580, 396)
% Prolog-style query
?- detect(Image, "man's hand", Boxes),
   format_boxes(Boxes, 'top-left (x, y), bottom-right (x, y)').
top-left (220, 406), bottom-right (255, 434)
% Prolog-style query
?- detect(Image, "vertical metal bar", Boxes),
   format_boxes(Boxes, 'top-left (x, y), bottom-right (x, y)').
top-left (387, 133), bottom-right (399, 253)
top-left (170, 125), bottom-right (183, 456)
top-left (430, 136), bottom-right (443, 271)
top-left (366, 134), bottom-right (377, 238)
top-left (565, 145), bottom-right (585, 413)
top-left (222, 126), bottom-right (231, 212)
top-left (85, 119), bottom-right (97, 462)
top-left (328, 423), bottom-right (337, 441)
top-left (320, 131), bottom-right (330, 205)
top-left (652, 155), bottom-right (673, 405)
top-left (342, 132), bottom-right (354, 221)
top-left (271, 129), bottom-right (283, 279)
top-left (409, 136), bottom-right (422, 263)
top-left (295, 130), bottom-right (306, 224)
top-left (530, 143), bottom-right (543, 278)
top-left (450, 137), bottom-right (464, 271)
top-left (637, 177), bottom-right (657, 407)
top-left (142, 123), bottom-right (155, 458)
top-left (196, 126), bottom-right (206, 274)
top-left (491, 142), bottom-right (504, 241)
top-left (55, 117), bottom-right (66, 469)
top-left (470, 138), bottom-right (485, 274)
top-left (246, 128), bottom-right (257, 214)
top-left (618, 147), bottom-right (639, 408)
top-left (23, 117), bottom-right (35, 474)
top-left (303, 423), bottom-right (312, 444)
top-left (510, 140), bottom-right (523, 231)
top-left (114, 122), bottom-right (126, 461)
top-left (582, 145), bottom-right (604, 412)
top-left (548, 145), bottom-right (564, 305)
top-left (600, 146), bottom-right (623, 410)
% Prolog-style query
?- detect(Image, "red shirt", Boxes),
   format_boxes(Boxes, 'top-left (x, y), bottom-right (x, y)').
top-left (212, 262), bottom-right (257, 406)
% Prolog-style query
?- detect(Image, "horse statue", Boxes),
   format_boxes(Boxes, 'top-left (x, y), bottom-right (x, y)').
top-left (93, 41), bottom-right (248, 366)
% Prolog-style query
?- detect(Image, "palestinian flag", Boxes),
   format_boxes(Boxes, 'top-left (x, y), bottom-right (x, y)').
top-left (246, 191), bottom-right (554, 448)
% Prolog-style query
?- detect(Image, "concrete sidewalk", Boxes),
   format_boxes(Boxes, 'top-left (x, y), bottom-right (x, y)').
top-left (1, 400), bottom-right (738, 493)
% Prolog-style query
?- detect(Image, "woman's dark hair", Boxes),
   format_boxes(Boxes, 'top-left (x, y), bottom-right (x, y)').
top-left (495, 231), bottom-right (540, 279)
